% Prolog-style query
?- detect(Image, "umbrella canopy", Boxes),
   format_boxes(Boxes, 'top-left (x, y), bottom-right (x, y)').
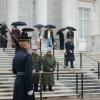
top-left (0, 23), bottom-right (2, 26)
top-left (34, 24), bottom-right (45, 28)
top-left (11, 21), bottom-right (27, 26)
top-left (45, 24), bottom-right (56, 28)
top-left (66, 26), bottom-right (76, 31)
top-left (22, 28), bottom-right (34, 32)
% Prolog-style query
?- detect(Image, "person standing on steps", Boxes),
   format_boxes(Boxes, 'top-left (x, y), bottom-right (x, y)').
top-left (41, 47), bottom-right (56, 91)
top-left (12, 34), bottom-right (35, 100)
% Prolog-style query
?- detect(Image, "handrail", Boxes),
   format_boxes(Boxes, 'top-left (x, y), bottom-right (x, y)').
top-left (34, 71), bottom-right (85, 100)
top-left (82, 53), bottom-right (98, 63)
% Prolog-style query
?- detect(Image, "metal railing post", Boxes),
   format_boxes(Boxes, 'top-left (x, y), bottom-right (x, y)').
top-left (57, 62), bottom-right (59, 80)
top-left (76, 73), bottom-right (78, 94)
top-left (39, 73), bottom-right (42, 100)
top-left (53, 43), bottom-right (54, 56)
top-left (80, 53), bottom-right (82, 68)
top-left (81, 73), bottom-right (83, 98)
top-left (98, 62), bottom-right (100, 79)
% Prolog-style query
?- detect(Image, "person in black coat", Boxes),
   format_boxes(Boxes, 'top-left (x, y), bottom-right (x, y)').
top-left (66, 31), bottom-right (74, 43)
top-left (0, 24), bottom-right (8, 48)
top-left (44, 27), bottom-right (55, 48)
top-left (57, 28), bottom-right (65, 50)
top-left (12, 35), bottom-right (35, 100)
top-left (65, 39), bottom-right (75, 68)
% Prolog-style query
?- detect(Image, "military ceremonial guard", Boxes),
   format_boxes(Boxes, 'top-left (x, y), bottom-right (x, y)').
top-left (12, 34), bottom-right (35, 100)
top-left (42, 47), bottom-right (56, 91)
top-left (31, 46), bottom-right (42, 92)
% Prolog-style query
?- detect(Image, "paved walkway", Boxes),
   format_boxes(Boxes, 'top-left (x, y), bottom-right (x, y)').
top-left (36, 96), bottom-right (100, 100)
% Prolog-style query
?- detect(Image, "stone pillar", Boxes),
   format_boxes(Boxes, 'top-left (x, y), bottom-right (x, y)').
top-left (62, 0), bottom-right (77, 50)
top-left (36, 0), bottom-right (47, 25)
top-left (6, 0), bottom-right (19, 47)
top-left (7, 0), bottom-right (19, 27)
top-left (91, 0), bottom-right (100, 35)
top-left (62, 0), bottom-right (77, 27)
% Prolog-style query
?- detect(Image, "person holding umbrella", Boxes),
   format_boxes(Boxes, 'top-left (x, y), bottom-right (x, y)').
top-left (44, 25), bottom-right (56, 48)
top-left (0, 24), bottom-right (8, 48)
top-left (11, 26), bottom-right (20, 48)
top-left (65, 39), bottom-right (75, 68)
top-left (56, 28), bottom-right (66, 50)
top-left (34, 24), bottom-right (44, 52)
top-left (66, 26), bottom-right (76, 43)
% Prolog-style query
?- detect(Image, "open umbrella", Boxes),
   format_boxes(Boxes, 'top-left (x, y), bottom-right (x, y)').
top-left (0, 23), bottom-right (2, 26)
top-left (11, 21), bottom-right (27, 26)
top-left (22, 28), bottom-right (34, 32)
top-left (45, 24), bottom-right (56, 28)
top-left (34, 24), bottom-right (45, 28)
top-left (66, 26), bottom-right (76, 31)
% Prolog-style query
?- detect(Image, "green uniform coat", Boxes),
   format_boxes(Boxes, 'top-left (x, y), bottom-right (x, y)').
top-left (41, 54), bottom-right (56, 86)
top-left (31, 53), bottom-right (42, 84)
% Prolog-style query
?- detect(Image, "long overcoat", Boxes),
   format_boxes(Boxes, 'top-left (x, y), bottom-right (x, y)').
top-left (65, 41), bottom-right (75, 61)
top-left (12, 48), bottom-right (35, 100)
top-left (31, 53), bottom-right (42, 84)
top-left (41, 54), bottom-right (56, 86)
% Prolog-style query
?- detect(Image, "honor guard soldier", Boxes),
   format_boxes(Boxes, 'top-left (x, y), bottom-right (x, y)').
top-left (12, 34), bottom-right (35, 100)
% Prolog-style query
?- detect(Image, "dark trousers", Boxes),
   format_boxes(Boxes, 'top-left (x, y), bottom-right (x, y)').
top-left (34, 83), bottom-right (39, 91)
top-left (43, 85), bottom-right (53, 91)
top-left (66, 60), bottom-right (74, 68)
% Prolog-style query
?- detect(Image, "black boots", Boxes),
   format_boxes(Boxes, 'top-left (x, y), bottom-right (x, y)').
top-left (43, 86), bottom-right (47, 91)
top-left (34, 84), bottom-right (39, 92)
top-left (48, 85), bottom-right (54, 91)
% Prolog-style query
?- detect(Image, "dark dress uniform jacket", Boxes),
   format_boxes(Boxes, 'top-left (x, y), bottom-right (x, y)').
top-left (44, 30), bottom-right (55, 43)
top-left (65, 41), bottom-right (75, 61)
top-left (12, 48), bottom-right (35, 100)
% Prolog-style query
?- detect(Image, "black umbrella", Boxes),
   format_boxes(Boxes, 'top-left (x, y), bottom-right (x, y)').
top-left (34, 24), bottom-right (45, 28)
top-left (66, 26), bottom-right (76, 31)
top-left (45, 24), bottom-right (56, 28)
top-left (22, 28), bottom-right (34, 32)
top-left (11, 21), bottom-right (27, 26)
top-left (0, 23), bottom-right (2, 26)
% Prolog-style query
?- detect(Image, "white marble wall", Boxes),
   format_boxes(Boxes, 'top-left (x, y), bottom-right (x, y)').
top-left (36, 0), bottom-right (47, 25)
top-left (18, 0), bottom-right (33, 27)
top-left (86, 0), bottom-right (100, 53)
top-left (0, 0), bottom-right (7, 23)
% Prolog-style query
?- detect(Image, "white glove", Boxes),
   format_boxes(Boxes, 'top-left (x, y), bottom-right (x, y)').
top-left (33, 69), bottom-right (36, 74)
top-left (27, 90), bottom-right (33, 96)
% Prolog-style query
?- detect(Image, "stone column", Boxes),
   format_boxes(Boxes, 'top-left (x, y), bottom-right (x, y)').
top-left (91, 0), bottom-right (100, 35)
top-left (62, 0), bottom-right (77, 50)
top-left (36, 0), bottom-right (47, 25)
top-left (61, 0), bottom-right (77, 27)
top-left (6, 0), bottom-right (19, 47)
top-left (7, 0), bottom-right (19, 27)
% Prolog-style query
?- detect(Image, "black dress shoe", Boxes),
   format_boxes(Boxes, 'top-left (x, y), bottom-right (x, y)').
top-left (34, 89), bottom-right (40, 92)
top-left (49, 89), bottom-right (54, 91)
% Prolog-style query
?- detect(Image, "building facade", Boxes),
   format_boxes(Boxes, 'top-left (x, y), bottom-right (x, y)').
top-left (0, 0), bottom-right (100, 52)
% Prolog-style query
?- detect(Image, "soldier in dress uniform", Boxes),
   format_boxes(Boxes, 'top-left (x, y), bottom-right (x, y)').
top-left (41, 47), bottom-right (56, 91)
top-left (12, 34), bottom-right (35, 100)
top-left (31, 46), bottom-right (42, 92)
